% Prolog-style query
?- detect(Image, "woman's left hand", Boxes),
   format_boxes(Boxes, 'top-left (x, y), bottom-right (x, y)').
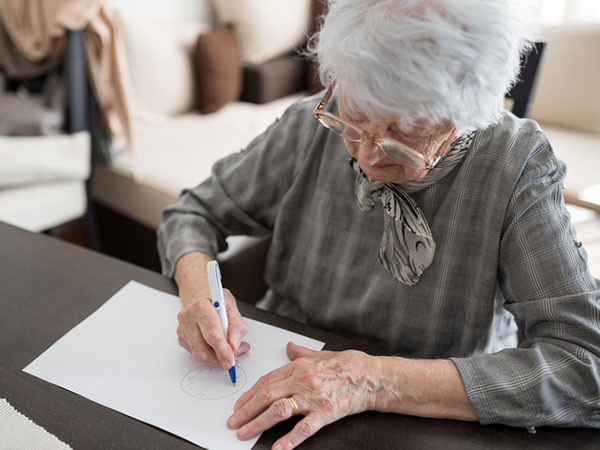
top-left (226, 342), bottom-right (381, 450)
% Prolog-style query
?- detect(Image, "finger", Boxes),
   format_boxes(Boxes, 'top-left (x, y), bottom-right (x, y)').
top-left (227, 379), bottom-right (294, 430)
top-left (178, 300), bottom-right (230, 367)
top-left (186, 327), bottom-right (220, 366)
top-left (224, 294), bottom-right (249, 352)
top-left (234, 364), bottom-right (294, 411)
top-left (177, 335), bottom-right (191, 353)
top-left (185, 299), bottom-right (235, 369)
top-left (234, 341), bottom-right (251, 359)
top-left (200, 321), bottom-right (235, 370)
top-left (177, 323), bottom-right (216, 364)
top-left (286, 342), bottom-right (323, 361)
top-left (272, 412), bottom-right (331, 450)
top-left (176, 324), bottom-right (192, 352)
top-left (233, 395), bottom-right (299, 441)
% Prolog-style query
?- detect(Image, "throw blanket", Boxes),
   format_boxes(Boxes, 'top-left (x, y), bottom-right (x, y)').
top-left (0, 0), bottom-right (134, 154)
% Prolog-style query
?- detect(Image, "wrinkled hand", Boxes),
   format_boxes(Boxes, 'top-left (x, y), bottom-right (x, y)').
top-left (227, 342), bottom-right (381, 450)
top-left (176, 288), bottom-right (250, 369)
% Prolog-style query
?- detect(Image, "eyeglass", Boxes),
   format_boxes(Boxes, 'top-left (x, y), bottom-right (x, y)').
top-left (313, 81), bottom-right (457, 170)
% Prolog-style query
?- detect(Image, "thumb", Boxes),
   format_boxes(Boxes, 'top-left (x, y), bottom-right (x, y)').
top-left (286, 341), bottom-right (320, 360)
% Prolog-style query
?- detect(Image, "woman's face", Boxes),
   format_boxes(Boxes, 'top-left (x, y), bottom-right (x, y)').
top-left (338, 94), bottom-right (454, 184)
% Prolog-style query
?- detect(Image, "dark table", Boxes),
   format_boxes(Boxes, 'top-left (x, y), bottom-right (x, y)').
top-left (1, 221), bottom-right (598, 449)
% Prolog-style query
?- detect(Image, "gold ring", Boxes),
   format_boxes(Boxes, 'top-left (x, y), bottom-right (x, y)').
top-left (287, 396), bottom-right (299, 416)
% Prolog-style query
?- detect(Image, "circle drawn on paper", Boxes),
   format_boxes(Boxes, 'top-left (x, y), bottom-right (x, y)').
top-left (180, 365), bottom-right (247, 400)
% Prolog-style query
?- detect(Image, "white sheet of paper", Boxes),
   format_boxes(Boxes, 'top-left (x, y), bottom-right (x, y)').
top-left (23, 281), bottom-right (325, 450)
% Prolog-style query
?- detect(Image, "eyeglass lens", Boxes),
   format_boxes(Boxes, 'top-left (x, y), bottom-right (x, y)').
top-left (318, 114), bottom-right (426, 167)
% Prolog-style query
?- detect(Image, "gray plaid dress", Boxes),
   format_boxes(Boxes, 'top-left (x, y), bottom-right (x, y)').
top-left (158, 94), bottom-right (600, 428)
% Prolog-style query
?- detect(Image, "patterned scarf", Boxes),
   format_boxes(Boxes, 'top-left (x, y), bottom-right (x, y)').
top-left (350, 131), bottom-right (475, 285)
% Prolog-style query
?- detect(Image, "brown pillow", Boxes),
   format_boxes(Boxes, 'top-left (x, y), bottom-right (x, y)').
top-left (195, 25), bottom-right (242, 114)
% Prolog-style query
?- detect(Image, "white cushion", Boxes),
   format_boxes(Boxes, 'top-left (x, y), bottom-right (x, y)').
top-left (0, 180), bottom-right (87, 232)
top-left (211, 0), bottom-right (312, 65)
top-left (92, 94), bottom-right (303, 232)
top-left (530, 24), bottom-right (600, 134)
top-left (131, 94), bottom-right (304, 198)
top-left (116, 10), bottom-right (209, 116)
top-left (0, 132), bottom-right (90, 188)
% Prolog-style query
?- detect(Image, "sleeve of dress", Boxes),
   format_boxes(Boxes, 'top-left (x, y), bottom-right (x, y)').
top-left (156, 99), bottom-right (316, 278)
top-left (451, 137), bottom-right (600, 428)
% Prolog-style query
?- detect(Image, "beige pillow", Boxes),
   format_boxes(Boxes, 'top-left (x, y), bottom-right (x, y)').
top-left (530, 24), bottom-right (600, 134)
top-left (116, 11), bottom-right (209, 116)
top-left (210, 0), bottom-right (312, 65)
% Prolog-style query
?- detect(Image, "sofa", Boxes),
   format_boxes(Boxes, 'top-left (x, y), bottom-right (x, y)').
top-left (0, 30), bottom-right (91, 233)
top-left (90, 0), bottom-right (317, 269)
top-left (529, 23), bottom-right (600, 212)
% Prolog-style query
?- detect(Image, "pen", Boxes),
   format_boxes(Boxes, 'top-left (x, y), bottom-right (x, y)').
top-left (206, 260), bottom-right (236, 385)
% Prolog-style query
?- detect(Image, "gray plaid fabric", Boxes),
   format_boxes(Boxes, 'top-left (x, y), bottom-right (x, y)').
top-left (157, 94), bottom-right (600, 428)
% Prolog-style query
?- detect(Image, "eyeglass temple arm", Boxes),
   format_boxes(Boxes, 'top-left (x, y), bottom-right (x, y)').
top-left (315, 80), bottom-right (337, 113)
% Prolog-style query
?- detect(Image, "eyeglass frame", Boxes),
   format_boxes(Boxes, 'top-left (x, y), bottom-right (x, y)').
top-left (313, 81), bottom-right (457, 170)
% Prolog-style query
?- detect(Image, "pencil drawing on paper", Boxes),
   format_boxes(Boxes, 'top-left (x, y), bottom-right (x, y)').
top-left (180, 365), bottom-right (247, 400)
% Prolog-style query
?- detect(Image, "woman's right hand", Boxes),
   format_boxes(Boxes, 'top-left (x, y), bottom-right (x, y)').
top-left (174, 253), bottom-right (250, 369)
top-left (177, 287), bottom-right (250, 369)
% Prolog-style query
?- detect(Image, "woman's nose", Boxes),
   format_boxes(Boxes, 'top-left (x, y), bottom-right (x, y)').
top-left (359, 138), bottom-right (385, 162)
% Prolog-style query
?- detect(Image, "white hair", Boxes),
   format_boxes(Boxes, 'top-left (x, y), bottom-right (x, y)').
top-left (309, 0), bottom-right (535, 131)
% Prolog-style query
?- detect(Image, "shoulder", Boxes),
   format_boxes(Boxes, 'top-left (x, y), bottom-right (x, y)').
top-left (474, 111), bottom-right (551, 163)
top-left (254, 92), bottom-right (326, 150)
top-left (279, 89), bottom-right (339, 126)
top-left (221, 92), bottom-right (338, 181)
top-left (279, 92), bottom-right (323, 122)
top-left (237, 93), bottom-right (323, 157)
top-left (468, 111), bottom-right (563, 186)
top-left (273, 90), bottom-right (343, 163)
top-left (450, 111), bottom-right (565, 217)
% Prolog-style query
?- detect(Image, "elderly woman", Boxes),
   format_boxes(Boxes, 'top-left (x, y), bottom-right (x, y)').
top-left (158, 0), bottom-right (600, 448)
